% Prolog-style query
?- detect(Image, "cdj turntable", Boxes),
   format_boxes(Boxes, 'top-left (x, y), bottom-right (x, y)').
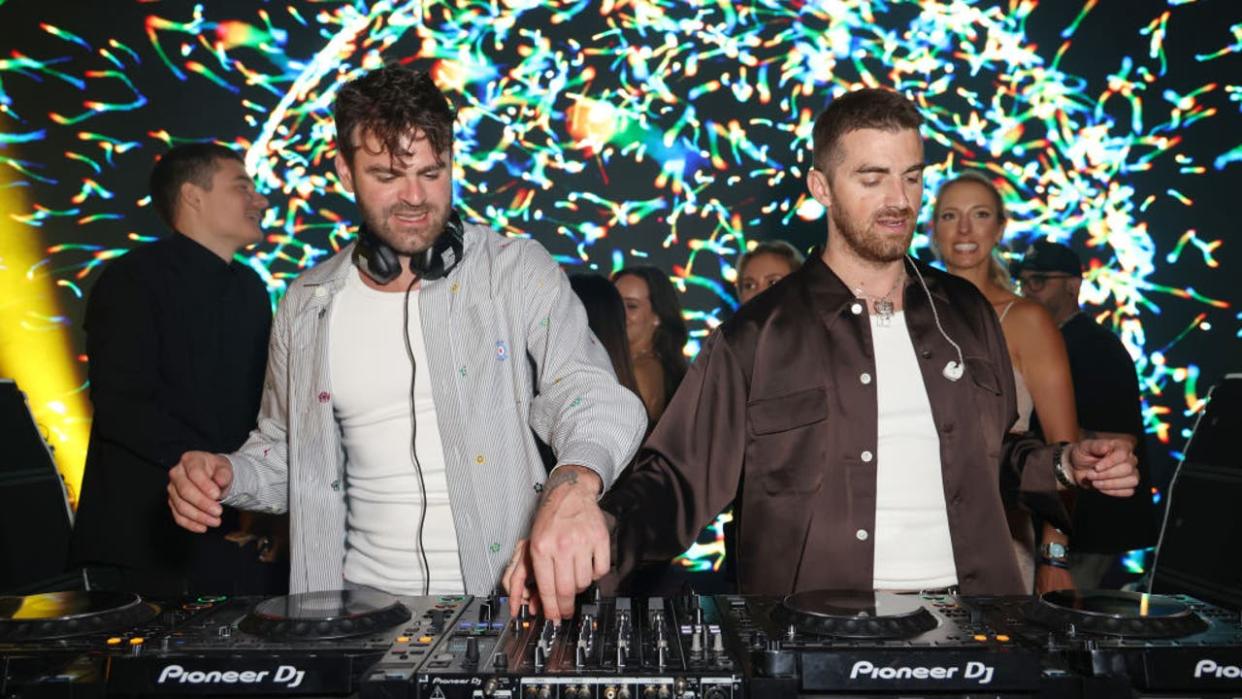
top-left (969, 589), bottom-right (1242, 697)
top-left (714, 590), bottom-right (1058, 697)
top-left (0, 589), bottom-right (465, 697)
top-left (1, 590), bottom-right (158, 697)
top-left (407, 595), bottom-right (743, 699)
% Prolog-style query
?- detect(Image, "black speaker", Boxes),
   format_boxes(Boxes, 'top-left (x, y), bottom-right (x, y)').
top-left (1150, 374), bottom-right (1242, 609)
top-left (0, 379), bottom-right (75, 594)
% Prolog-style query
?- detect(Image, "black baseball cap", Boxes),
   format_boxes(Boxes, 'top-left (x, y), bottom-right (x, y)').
top-left (1013, 239), bottom-right (1082, 277)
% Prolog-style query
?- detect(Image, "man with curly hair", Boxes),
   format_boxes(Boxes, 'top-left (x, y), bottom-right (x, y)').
top-left (168, 65), bottom-right (646, 620)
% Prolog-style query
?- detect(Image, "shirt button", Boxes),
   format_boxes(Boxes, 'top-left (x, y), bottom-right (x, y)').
top-left (330, 480), bottom-right (341, 491)
top-left (850, 302), bottom-right (863, 315)
top-left (861, 450), bottom-right (874, 463)
top-left (318, 391), bottom-right (331, 404)
top-left (856, 529), bottom-right (869, 541)
top-left (475, 454), bottom-right (486, 465)
top-left (314, 286), bottom-right (328, 298)
top-left (860, 372), bottom-right (872, 385)
top-left (941, 422), bottom-right (955, 433)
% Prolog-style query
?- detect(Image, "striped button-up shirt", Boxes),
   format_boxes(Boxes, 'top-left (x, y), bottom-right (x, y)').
top-left (222, 223), bottom-right (647, 594)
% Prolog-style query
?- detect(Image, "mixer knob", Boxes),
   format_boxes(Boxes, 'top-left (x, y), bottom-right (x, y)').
top-left (616, 644), bottom-right (626, 670)
top-left (493, 652), bottom-right (509, 670)
top-left (465, 636), bottom-right (480, 665)
top-left (479, 601), bottom-right (494, 625)
top-left (785, 624), bottom-right (797, 641)
top-left (694, 607), bottom-right (704, 626)
top-left (690, 631), bottom-right (703, 654)
top-left (711, 630), bottom-right (724, 654)
top-left (519, 603), bottom-right (531, 621)
top-left (657, 644), bottom-right (668, 670)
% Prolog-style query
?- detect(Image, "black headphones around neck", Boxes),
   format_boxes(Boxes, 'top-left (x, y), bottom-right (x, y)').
top-left (354, 209), bottom-right (465, 284)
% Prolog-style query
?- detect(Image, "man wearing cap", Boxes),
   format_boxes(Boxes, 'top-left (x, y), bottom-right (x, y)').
top-left (1016, 240), bottom-right (1158, 589)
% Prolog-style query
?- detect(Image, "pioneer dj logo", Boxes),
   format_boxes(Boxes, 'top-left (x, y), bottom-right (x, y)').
top-left (849, 660), bottom-right (995, 685)
top-left (1194, 659), bottom-right (1242, 679)
top-left (156, 664), bottom-right (306, 689)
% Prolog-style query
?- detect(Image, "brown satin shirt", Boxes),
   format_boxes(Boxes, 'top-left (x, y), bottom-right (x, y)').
top-left (603, 255), bottom-right (1066, 595)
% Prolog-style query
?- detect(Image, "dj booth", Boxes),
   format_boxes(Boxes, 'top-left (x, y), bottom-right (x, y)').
top-left (2, 587), bottom-right (1241, 698)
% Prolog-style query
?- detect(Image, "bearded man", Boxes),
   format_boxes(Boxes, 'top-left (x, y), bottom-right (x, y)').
top-left (525, 88), bottom-right (1140, 596)
top-left (167, 64), bottom-right (646, 619)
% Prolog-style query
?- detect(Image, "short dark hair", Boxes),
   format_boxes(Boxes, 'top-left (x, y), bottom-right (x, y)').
top-left (334, 64), bottom-right (455, 165)
top-left (148, 143), bottom-right (244, 229)
top-left (811, 88), bottom-right (922, 172)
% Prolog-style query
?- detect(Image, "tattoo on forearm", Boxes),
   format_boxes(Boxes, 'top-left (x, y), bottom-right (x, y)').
top-left (540, 469), bottom-right (580, 503)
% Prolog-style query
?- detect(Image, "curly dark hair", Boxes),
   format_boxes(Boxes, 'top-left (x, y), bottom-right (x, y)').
top-left (613, 266), bottom-right (689, 402)
top-left (334, 64), bottom-right (455, 165)
top-left (812, 87), bottom-right (922, 173)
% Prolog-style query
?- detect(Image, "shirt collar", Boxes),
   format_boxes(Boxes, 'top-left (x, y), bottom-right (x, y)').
top-left (171, 232), bottom-right (237, 276)
top-left (802, 249), bottom-right (951, 316)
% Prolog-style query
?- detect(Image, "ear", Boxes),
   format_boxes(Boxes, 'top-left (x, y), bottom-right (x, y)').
top-left (807, 167), bottom-right (834, 209)
top-left (178, 181), bottom-right (204, 218)
top-left (334, 152), bottom-right (355, 194)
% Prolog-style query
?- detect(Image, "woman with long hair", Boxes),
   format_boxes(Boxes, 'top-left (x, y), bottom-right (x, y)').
top-left (569, 273), bottom-right (640, 396)
top-left (612, 266), bottom-right (689, 425)
top-left (932, 170), bottom-right (1079, 594)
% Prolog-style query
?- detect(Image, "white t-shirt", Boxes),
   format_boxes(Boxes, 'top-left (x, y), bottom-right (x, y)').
top-left (329, 270), bottom-right (464, 594)
top-left (870, 311), bottom-right (958, 590)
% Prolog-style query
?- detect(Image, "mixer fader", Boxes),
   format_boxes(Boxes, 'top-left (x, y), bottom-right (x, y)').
top-left (411, 595), bottom-right (742, 699)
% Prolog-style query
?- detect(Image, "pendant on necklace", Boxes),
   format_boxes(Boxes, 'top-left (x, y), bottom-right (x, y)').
top-left (874, 298), bottom-right (894, 326)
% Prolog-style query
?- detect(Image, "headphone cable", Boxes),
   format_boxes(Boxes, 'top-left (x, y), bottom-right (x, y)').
top-left (402, 276), bottom-right (431, 596)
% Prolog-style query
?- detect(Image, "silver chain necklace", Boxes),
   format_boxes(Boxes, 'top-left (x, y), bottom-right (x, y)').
top-left (853, 273), bottom-right (905, 327)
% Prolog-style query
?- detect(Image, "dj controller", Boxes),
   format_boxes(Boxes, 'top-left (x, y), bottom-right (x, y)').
top-left (2, 588), bottom-right (1240, 698)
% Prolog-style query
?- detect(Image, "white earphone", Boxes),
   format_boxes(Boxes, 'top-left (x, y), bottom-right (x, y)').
top-left (907, 256), bottom-right (966, 383)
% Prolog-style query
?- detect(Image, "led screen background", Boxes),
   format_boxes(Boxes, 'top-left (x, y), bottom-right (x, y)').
top-left (1, 0), bottom-right (1238, 574)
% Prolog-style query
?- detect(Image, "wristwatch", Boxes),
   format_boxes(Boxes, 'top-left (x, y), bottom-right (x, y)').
top-left (1039, 540), bottom-right (1070, 569)
top-left (1040, 541), bottom-right (1069, 560)
top-left (1052, 441), bottom-right (1075, 488)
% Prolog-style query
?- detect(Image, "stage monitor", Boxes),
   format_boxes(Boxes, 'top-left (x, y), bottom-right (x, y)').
top-left (1150, 374), bottom-right (1242, 610)
top-left (0, 379), bottom-right (75, 593)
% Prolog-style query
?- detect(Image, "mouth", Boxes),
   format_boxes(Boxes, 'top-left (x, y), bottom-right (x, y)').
top-left (874, 215), bottom-right (909, 232)
top-left (245, 212), bottom-right (263, 224)
top-left (952, 242), bottom-right (979, 253)
top-left (393, 209), bottom-right (431, 226)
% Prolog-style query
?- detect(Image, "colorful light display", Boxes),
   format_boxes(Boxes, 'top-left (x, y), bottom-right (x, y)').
top-left (1, 1), bottom-right (1237, 574)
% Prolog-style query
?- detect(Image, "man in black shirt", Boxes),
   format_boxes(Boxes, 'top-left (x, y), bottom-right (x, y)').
top-left (70, 144), bottom-right (275, 595)
top-left (1017, 240), bottom-right (1158, 588)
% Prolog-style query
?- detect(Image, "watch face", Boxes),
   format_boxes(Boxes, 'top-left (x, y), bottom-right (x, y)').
top-left (1046, 542), bottom-right (1068, 558)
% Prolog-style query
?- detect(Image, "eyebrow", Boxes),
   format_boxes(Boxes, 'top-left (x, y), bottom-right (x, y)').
top-left (854, 162), bottom-right (925, 175)
top-left (363, 162), bottom-right (446, 177)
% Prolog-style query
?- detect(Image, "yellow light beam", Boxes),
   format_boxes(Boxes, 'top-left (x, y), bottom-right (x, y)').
top-left (0, 166), bottom-right (91, 507)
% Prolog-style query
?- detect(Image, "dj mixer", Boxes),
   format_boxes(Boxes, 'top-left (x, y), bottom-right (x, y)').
top-left (2, 588), bottom-right (1240, 698)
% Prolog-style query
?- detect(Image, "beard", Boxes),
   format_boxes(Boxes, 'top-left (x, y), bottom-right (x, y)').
top-left (830, 203), bottom-right (915, 264)
top-left (357, 197), bottom-right (451, 256)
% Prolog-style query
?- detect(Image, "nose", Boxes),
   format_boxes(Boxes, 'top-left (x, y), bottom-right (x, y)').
top-left (254, 191), bottom-right (269, 209)
top-left (886, 177), bottom-right (913, 211)
top-left (400, 176), bottom-right (426, 206)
